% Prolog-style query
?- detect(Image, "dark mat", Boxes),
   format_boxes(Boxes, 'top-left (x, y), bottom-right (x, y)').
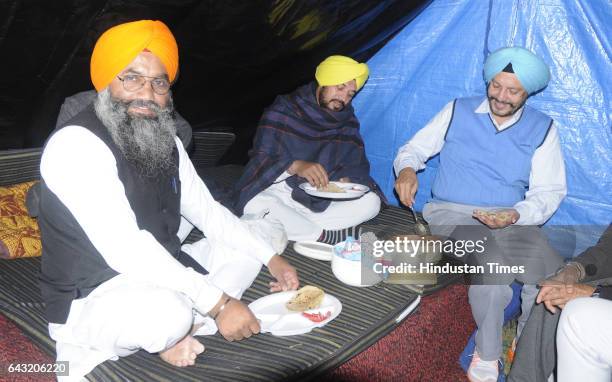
top-left (0, 153), bottom-right (460, 381)
top-left (0, 247), bottom-right (420, 381)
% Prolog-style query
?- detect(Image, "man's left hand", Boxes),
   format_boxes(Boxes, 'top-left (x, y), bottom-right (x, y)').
top-left (267, 255), bottom-right (299, 292)
top-left (473, 208), bottom-right (519, 229)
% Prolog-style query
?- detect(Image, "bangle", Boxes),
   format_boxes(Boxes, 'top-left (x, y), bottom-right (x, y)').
top-left (566, 262), bottom-right (586, 281)
top-left (211, 296), bottom-right (231, 320)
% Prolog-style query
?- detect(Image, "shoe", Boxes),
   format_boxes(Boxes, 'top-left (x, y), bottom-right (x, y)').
top-left (467, 351), bottom-right (499, 382)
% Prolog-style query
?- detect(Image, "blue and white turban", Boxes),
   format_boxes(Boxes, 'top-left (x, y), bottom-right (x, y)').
top-left (484, 47), bottom-right (550, 94)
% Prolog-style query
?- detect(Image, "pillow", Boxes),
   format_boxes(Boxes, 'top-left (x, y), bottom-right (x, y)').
top-left (0, 181), bottom-right (42, 259)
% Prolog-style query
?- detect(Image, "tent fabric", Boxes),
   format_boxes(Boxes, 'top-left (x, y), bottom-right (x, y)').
top-left (353, 0), bottom-right (611, 226)
top-left (0, 1), bottom-right (430, 155)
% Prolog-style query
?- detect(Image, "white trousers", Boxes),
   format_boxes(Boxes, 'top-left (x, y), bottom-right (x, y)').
top-left (557, 297), bottom-right (612, 382)
top-left (49, 238), bottom-right (262, 381)
top-left (243, 181), bottom-right (381, 241)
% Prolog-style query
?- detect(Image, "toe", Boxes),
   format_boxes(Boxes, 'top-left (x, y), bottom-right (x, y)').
top-left (195, 342), bottom-right (205, 353)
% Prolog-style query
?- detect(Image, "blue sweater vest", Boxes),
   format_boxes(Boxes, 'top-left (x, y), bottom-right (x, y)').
top-left (432, 96), bottom-right (552, 207)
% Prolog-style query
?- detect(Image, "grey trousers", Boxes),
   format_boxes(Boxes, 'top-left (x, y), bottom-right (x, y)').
top-left (507, 302), bottom-right (560, 382)
top-left (423, 201), bottom-right (563, 361)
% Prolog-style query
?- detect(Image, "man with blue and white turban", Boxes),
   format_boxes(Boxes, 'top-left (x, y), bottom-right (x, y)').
top-left (394, 47), bottom-right (566, 382)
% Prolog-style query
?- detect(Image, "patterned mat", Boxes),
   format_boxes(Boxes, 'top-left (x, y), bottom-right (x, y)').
top-left (0, 150), bottom-right (460, 381)
top-left (1, 208), bottom-right (425, 381)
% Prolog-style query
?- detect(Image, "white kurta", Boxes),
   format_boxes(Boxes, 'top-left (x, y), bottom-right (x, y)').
top-left (41, 126), bottom-right (276, 381)
top-left (557, 297), bottom-right (612, 382)
top-left (243, 172), bottom-right (381, 241)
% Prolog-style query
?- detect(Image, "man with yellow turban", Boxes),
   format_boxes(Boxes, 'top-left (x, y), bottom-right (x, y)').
top-left (232, 55), bottom-right (383, 245)
top-left (37, 20), bottom-right (298, 380)
top-left (394, 46), bottom-right (566, 382)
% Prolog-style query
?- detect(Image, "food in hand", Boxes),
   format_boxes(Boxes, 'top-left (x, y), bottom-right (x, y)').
top-left (286, 285), bottom-right (325, 312)
top-left (317, 183), bottom-right (346, 193)
top-left (474, 210), bottom-right (514, 223)
top-left (474, 209), bottom-right (513, 221)
top-left (496, 211), bottom-right (514, 221)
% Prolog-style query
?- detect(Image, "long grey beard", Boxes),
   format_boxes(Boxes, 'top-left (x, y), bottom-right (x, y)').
top-left (94, 89), bottom-right (177, 177)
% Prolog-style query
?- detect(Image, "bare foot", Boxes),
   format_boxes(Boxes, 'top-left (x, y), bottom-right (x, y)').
top-left (160, 335), bottom-right (205, 367)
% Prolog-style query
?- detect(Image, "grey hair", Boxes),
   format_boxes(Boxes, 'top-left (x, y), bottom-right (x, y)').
top-left (94, 88), bottom-right (177, 177)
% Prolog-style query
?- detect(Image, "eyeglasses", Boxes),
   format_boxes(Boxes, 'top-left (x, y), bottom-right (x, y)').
top-left (116, 74), bottom-right (171, 95)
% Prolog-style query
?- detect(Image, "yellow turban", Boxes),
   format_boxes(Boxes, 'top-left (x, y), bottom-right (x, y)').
top-left (90, 20), bottom-right (179, 92)
top-left (315, 55), bottom-right (369, 90)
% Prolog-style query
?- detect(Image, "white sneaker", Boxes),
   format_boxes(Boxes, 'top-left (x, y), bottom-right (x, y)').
top-left (467, 351), bottom-right (499, 382)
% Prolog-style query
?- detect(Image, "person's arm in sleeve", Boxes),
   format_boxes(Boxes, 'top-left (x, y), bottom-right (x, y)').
top-left (393, 100), bottom-right (454, 176)
top-left (574, 224), bottom-right (612, 283)
top-left (178, 140), bottom-right (299, 292)
top-left (393, 100), bottom-right (454, 206)
top-left (514, 124), bottom-right (567, 225)
top-left (176, 138), bottom-right (276, 266)
top-left (41, 126), bottom-right (223, 315)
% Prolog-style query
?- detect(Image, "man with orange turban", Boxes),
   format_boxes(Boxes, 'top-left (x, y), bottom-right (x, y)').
top-left (233, 55), bottom-right (384, 245)
top-left (37, 20), bottom-right (298, 380)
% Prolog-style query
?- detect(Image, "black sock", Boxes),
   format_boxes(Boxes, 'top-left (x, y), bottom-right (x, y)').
top-left (317, 225), bottom-right (361, 245)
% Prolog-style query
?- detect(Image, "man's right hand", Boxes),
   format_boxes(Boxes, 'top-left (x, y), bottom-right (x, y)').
top-left (288, 160), bottom-right (329, 188)
top-left (214, 297), bottom-right (260, 341)
top-left (394, 167), bottom-right (418, 207)
top-left (536, 263), bottom-right (584, 313)
top-left (537, 283), bottom-right (595, 313)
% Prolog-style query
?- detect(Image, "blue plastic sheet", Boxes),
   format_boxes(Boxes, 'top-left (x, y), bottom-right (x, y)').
top-left (353, 0), bottom-right (611, 226)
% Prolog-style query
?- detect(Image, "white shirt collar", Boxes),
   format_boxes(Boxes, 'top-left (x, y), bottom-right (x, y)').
top-left (475, 98), bottom-right (525, 131)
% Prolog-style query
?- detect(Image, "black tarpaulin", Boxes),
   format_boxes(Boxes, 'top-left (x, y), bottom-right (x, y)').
top-left (0, 0), bottom-right (430, 160)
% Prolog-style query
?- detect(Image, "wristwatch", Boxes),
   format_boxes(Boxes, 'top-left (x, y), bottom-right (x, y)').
top-left (592, 285), bottom-right (601, 298)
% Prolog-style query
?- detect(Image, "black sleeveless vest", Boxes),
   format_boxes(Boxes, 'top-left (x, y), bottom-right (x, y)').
top-left (38, 105), bottom-right (182, 324)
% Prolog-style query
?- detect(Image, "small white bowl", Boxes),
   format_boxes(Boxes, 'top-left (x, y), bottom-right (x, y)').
top-left (331, 241), bottom-right (382, 287)
top-left (332, 254), bottom-right (366, 287)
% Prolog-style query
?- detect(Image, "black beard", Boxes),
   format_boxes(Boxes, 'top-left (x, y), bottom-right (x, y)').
top-left (487, 95), bottom-right (527, 118)
top-left (320, 98), bottom-right (346, 112)
top-left (94, 89), bottom-right (178, 177)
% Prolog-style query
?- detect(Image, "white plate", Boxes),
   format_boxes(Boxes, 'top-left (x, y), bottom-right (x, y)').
top-left (293, 241), bottom-right (333, 261)
top-left (249, 291), bottom-right (342, 336)
top-left (299, 181), bottom-right (370, 199)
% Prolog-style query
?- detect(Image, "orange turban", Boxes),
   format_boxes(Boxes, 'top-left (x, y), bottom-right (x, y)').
top-left (90, 20), bottom-right (178, 92)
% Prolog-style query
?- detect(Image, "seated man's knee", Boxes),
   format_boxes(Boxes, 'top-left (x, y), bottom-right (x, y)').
top-left (149, 288), bottom-right (193, 329)
top-left (469, 284), bottom-right (513, 304)
top-left (355, 192), bottom-right (381, 220)
top-left (558, 297), bottom-right (593, 336)
top-left (75, 286), bottom-right (193, 355)
top-left (122, 288), bottom-right (193, 353)
top-left (366, 192), bottom-right (382, 211)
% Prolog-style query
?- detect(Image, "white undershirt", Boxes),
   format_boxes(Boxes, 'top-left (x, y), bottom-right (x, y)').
top-left (393, 99), bottom-right (567, 225)
top-left (41, 126), bottom-right (275, 315)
